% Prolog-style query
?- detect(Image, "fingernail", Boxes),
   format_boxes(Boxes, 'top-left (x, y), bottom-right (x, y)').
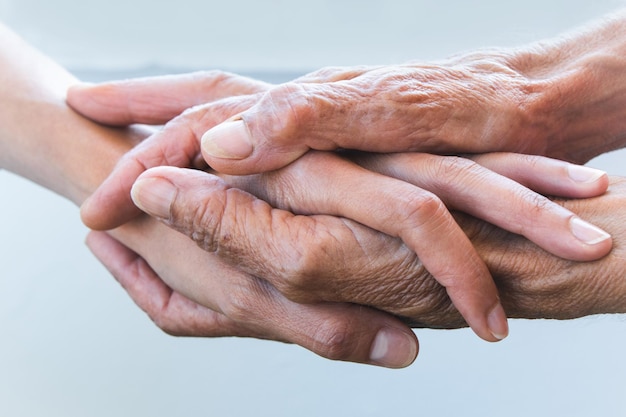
top-left (130, 177), bottom-right (177, 219)
top-left (570, 217), bottom-right (611, 245)
top-left (369, 328), bottom-right (418, 368)
top-left (201, 119), bottom-right (253, 160)
top-left (487, 303), bottom-right (509, 341)
top-left (567, 165), bottom-right (606, 183)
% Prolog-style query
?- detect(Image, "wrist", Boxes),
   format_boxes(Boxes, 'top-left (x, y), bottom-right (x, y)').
top-left (508, 11), bottom-right (626, 163)
top-left (0, 23), bottom-right (142, 206)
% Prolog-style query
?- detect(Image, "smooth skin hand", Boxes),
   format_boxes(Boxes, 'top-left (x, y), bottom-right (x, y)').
top-left (68, 71), bottom-right (612, 342)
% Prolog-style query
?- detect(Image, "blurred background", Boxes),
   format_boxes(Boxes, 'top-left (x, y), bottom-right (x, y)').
top-left (1, 1), bottom-right (626, 415)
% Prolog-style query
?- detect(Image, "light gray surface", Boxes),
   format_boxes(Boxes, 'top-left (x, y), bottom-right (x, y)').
top-left (2, 1), bottom-right (626, 416)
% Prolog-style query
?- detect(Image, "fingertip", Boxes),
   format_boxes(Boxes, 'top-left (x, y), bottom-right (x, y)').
top-left (369, 327), bottom-right (419, 368)
top-left (83, 229), bottom-right (99, 251)
top-left (486, 303), bottom-right (509, 342)
top-left (568, 216), bottom-right (613, 260)
top-left (130, 176), bottom-right (177, 220)
top-left (567, 164), bottom-right (606, 184)
top-left (79, 193), bottom-right (143, 231)
top-left (80, 196), bottom-right (106, 230)
top-left (201, 118), bottom-right (254, 161)
top-left (567, 164), bottom-right (609, 196)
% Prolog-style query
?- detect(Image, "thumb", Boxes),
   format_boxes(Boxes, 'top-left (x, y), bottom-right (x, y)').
top-left (200, 82), bottom-right (336, 175)
top-left (127, 167), bottom-right (419, 368)
top-left (198, 77), bottom-right (438, 175)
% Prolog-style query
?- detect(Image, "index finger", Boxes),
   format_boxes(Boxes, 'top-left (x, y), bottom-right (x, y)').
top-left (67, 70), bottom-right (270, 126)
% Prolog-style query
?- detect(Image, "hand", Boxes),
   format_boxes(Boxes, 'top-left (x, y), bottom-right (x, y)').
top-left (67, 72), bottom-right (612, 342)
top-left (0, 24), bottom-right (419, 369)
top-left (195, 11), bottom-right (626, 174)
top-left (71, 10), bottom-right (626, 177)
top-left (128, 150), bottom-right (616, 340)
top-left (87, 174), bottom-right (626, 369)
top-left (85, 227), bottom-right (419, 368)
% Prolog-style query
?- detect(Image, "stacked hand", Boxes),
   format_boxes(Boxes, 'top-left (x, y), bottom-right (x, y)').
top-left (2, 11), bottom-right (625, 371)
top-left (67, 63), bottom-right (612, 363)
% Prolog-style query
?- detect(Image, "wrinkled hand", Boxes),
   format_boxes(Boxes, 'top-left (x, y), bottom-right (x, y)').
top-left (87, 174), bottom-right (626, 369)
top-left (128, 150), bottom-right (615, 342)
top-left (73, 45), bottom-right (626, 178)
top-left (67, 71), bottom-right (613, 342)
top-left (125, 152), bottom-right (608, 328)
top-left (86, 225), bottom-right (419, 369)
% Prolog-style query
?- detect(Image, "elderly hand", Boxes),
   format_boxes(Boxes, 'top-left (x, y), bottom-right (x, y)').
top-left (0, 23), bottom-right (420, 370)
top-left (86, 172), bottom-right (626, 369)
top-left (67, 71), bottom-right (614, 342)
top-left (86, 225), bottom-right (420, 369)
top-left (72, 10), bottom-right (626, 177)
top-left (196, 10), bottom-right (626, 173)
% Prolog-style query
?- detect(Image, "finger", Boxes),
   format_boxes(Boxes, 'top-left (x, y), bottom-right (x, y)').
top-left (85, 230), bottom-right (241, 337)
top-left (469, 153), bottom-right (609, 198)
top-left (254, 284), bottom-right (420, 368)
top-left (80, 94), bottom-right (259, 230)
top-left (95, 225), bottom-right (419, 368)
top-left (130, 164), bottom-right (508, 342)
top-left (356, 153), bottom-right (612, 262)
top-left (67, 70), bottom-right (270, 126)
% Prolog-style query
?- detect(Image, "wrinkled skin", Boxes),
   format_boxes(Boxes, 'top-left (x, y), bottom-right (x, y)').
top-left (92, 175), bottom-right (626, 338)
top-left (192, 11), bottom-right (626, 175)
top-left (65, 9), bottom-right (626, 362)
top-left (68, 67), bottom-right (616, 342)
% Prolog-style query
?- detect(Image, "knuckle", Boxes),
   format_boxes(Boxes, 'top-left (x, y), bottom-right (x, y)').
top-left (179, 105), bottom-right (200, 118)
top-left (301, 66), bottom-right (368, 83)
top-left (301, 66), bottom-right (346, 82)
top-left (199, 70), bottom-right (238, 93)
top-left (513, 153), bottom-right (543, 171)
top-left (221, 279), bottom-right (274, 324)
top-left (429, 156), bottom-right (483, 185)
top-left (398, 189), bottom-right (446, 228)
top-left (198, 69), bottom-right (232, 86)
top-left (222, 288), bottom-right (256, 323)
top-left (152, 314), bottom-right (184, 337)
top-left (521, 188), bottom-right (553, 215)
top-left (284, 255), bottom-right (319, 296)
top-left (197, 70), bottom-right (267, 96)
top-left (255, 82), bottom-right (313, 140)
top-left (507, 188), bottom-right (554, 236)
top-left (277, 226), bottom-right (332, 301)
top-left (170, 177), bottom-right (230, 253)
top-left (310, 319), bottom-right (355, 361)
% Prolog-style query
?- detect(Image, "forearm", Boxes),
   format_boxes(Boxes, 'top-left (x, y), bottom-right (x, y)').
top-left (0, 23), bottom-right (134, 204)
top-left (511, 9), bottom-right (626, 162)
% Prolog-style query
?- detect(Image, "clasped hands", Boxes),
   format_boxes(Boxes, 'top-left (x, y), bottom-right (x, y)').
top-left (68, 51), bottom-right (616, 368)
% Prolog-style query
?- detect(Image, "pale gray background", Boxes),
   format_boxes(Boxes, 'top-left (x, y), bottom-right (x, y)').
top-left (2, 1), bottom-right (626, 416)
